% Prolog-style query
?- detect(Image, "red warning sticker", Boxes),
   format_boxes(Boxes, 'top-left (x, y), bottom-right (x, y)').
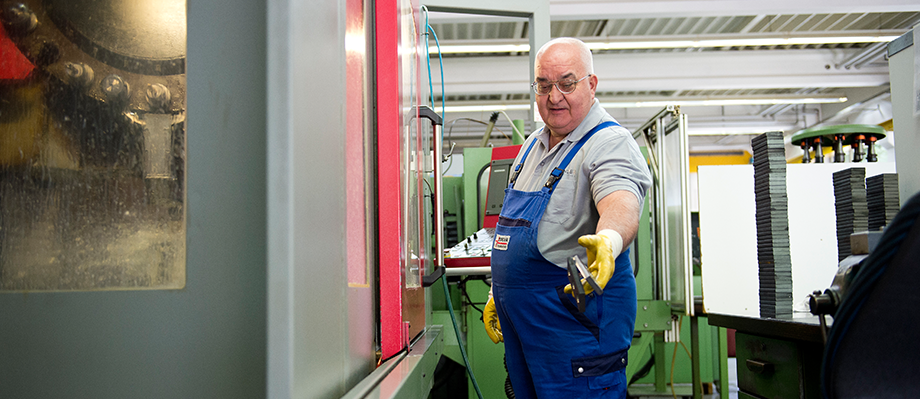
top-left (494, 234), bottom-right (510, 251)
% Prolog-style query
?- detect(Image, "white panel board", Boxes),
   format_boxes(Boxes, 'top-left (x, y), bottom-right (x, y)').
top-left (698, 162), bottom-right (897, 317)
top-left (698, 165), bottom-right (758, 316)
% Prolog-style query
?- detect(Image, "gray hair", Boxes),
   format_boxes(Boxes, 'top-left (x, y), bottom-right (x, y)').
top-left (535, 37), bottom-right (594, 75)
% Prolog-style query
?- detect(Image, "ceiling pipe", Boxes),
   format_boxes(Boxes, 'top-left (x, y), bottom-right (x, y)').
top-left (765, 103), bottom-right (796, 118)
top-left (760, 88), bottom-right (820, 117)
top-left (838, 42), bottom-right (887, 70)
top-left (818, 91), bottom-right (891, 126)
top-left (852, 49), bottom-right (889, 69)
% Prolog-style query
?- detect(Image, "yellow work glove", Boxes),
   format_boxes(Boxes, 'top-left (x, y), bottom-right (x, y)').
top-left (483, 296), bottom-right (503, 344)
top-left (565, 229), bottom-right (623, 296)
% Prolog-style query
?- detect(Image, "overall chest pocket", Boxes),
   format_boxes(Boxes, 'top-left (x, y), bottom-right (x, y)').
top-left (543, 171), bottom-right (578, 225)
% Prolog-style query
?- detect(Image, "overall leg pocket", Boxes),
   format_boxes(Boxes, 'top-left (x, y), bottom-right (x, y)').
top-left (571, 347), bottom-right (628, 390)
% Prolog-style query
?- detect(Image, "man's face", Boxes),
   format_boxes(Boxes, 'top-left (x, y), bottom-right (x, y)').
top-left (534, 44), bottom-right (597, 137)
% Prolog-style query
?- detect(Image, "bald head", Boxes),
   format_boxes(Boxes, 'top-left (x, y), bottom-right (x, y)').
top-left (532, 37), bottom-right (599, 138)
top-left (535, 38), bottom-right (594, 76)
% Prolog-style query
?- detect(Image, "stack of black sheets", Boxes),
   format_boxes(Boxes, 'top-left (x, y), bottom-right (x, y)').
top-left (751, 132), bottom-right (793, 319)
top-left (866, 173), bottom-right (899, 231)
top-left (833, 168), bottom-right (867, 261)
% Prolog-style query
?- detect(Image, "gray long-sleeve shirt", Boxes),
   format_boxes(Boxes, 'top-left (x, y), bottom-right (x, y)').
top-left (510, 99), bottom-right (652, 268)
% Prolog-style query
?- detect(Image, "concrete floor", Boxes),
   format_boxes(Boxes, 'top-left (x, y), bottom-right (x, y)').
top-left (629, 358), bottom-right (739, 399)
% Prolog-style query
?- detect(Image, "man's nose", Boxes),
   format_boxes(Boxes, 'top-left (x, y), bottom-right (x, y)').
top-left (548, 84), bottom-right (565, 103)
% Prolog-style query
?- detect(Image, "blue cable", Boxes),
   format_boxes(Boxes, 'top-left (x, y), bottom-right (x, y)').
top-left (422, 12), bottom-right (484, 399)
top-left (421, 6), bottom-right (434, 109)
top-left (427, 25), bottom-right (446, 120)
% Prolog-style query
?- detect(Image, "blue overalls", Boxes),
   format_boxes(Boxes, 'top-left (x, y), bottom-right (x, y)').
top-left (491, 121), bottom-right (636, 399)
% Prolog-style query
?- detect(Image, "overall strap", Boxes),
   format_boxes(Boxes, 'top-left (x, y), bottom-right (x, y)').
top-left (543, 121), bottom-right (619, 193)
top-left (508, 129), bottom-right (542, 189)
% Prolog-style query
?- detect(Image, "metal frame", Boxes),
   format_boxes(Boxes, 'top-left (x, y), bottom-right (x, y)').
top-left (420, 0), bottom-right (550, 128)
top-left (343, 327), bottom-right (444, 399)
top-left (635, 106), bottom-right (694, 320)
top-left (888, 28), bottom-right (920, 205)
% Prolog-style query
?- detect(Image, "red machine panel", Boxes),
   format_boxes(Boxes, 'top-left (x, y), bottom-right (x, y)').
top-left (0, 25), bottom-right (34, 80)
top-left (483, 144), bottom-right (523, 228)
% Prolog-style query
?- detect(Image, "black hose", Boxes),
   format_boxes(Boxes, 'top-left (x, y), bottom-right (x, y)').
top-left (503, 354), bottom-right (515, 399)
top-left (633, 235), bottom-right (640, 278)
top-left (460, 277), bottom-right (485, 315)
top-left (627, 349), bottom-right (655, 385)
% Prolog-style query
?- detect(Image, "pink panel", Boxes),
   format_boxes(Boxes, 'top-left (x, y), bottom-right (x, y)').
top-left (377, 0), bottom-right (425, 359)
top-left (376, 0), bottom-right (403, 359)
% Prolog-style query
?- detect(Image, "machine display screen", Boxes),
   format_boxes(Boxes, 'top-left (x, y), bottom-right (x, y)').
top-left (484, 158), bottom-right (513, 216)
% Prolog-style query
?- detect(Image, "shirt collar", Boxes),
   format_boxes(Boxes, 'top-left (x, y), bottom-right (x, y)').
top-left (538, 99), bottom-right (606, 148)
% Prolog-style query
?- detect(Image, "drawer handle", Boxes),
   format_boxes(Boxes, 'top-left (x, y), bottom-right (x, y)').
top-left (746, 359), bottom-right (774, 374)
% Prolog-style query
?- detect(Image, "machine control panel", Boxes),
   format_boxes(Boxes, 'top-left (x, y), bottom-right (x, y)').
top-left (443, 228), bottom-right (494, 267)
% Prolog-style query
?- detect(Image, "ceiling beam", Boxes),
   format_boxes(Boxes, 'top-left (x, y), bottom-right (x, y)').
top-left (548, 1), bottom-right (920, 21)
top-left (431, 49), bottom-right (889, 95)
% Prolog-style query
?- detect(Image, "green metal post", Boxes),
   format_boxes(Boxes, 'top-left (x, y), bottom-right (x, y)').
top-left (512, 119), bottom-right (526, 145)
top-left (465, 281), bottom-right (507, 398)
top-left (654, 333), bottom-right (666, 392)
top-left (718, 327), bottom-right (730, 398)
top-left (691, 316), bottom-right (702, 399)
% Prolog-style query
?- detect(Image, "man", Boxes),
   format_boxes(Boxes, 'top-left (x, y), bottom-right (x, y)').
top-left (483, 37), bottom-right (652, 398)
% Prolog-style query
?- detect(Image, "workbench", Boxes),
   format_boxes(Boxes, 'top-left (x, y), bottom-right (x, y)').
top-left (708, 313), bottom-right (829, 399)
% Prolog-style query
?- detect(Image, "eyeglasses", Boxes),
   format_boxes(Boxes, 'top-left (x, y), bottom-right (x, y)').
top-left (531, 75), bottom-right (591, 96)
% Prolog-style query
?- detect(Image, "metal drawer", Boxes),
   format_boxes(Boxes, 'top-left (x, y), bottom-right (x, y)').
top-left (735, 332), bottom-right (822, 399)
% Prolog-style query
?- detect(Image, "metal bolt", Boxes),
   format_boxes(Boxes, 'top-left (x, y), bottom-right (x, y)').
top-left (667, 320), bottom-right (671, 326)
top-left (643, 323), bottom-right (649, 328)
top-left (101, 74), bottom-right (130, 102)
top-left (2, 3), bottom-right (38, 34)
top-left (64, 62), bottom-right (94, 88)
top-left (643, 305), bottom-right (648, 310)
top-left (30, 39), bottom-right (60, 67)
top-left (145, 83), bottom-right (171, 110)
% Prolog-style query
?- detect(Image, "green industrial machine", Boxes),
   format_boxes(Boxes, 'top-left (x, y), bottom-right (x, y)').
top-left (790, 124), bottom-right (887, 164)
top-left (431, 118), bottom-right (730, 398)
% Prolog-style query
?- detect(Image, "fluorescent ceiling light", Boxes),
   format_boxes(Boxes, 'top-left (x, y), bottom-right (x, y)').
top-left (600, 97), bottom-right (847, 108)
top-left (433, 44), bottom-right (530, 54)
top-left (687, 126), bottom-right (797, 136)
top-left (441, 97), bottom-right (847, 113)
top-left (586, 36), bottom-right (899, 50)
top-left (430, 35), bottom-right (899, 54)
top-left (443, 104), bottom-right (532, 113)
